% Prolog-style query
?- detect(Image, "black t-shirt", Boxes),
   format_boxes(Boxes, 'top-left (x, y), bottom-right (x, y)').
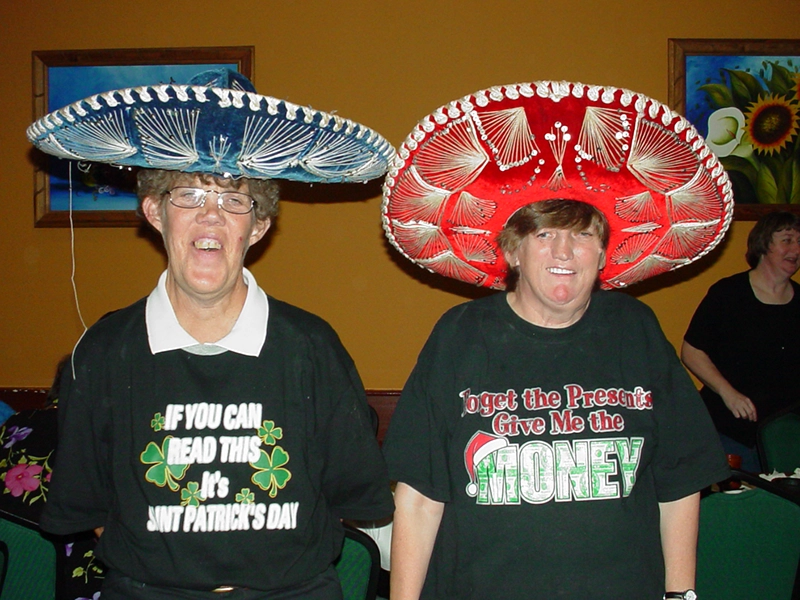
top-left (384, 291), bottom-right (728, 600)
top-left (40, 297), bottom-right (394, 592)
top-left (684, 271), bottom-right (800, 446)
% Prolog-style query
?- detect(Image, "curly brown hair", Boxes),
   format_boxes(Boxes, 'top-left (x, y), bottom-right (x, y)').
top-left (136, 170), bottom-right (280, 222)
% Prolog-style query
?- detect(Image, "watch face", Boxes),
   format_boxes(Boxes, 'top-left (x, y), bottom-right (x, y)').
top-left (685, 591), bottom-right (698, 600)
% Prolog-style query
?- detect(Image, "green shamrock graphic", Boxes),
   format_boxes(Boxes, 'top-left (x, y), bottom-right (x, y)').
top-left (151, 412), bottom-right (165, 432)
top-left (257, 420), bottom-right (283, 446)
top-left (180, 481), bottom-right (204, 506)
top-left (250, 446), bottom-right (291, 498)
top-left (236, 487), bottom-right (255, 504)
top-left (141, 437), bottom-right (189, 492)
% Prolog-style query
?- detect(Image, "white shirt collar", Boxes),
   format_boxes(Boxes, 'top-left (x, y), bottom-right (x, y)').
top-left (145, 268), bottom-right (268, 356)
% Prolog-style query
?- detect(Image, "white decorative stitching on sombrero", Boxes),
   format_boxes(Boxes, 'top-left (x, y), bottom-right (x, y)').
top-left (389, 166), bottom-right (448, 224)
top-left (655, 221), bottom-right (719, 259)
top-left (246, 93), bottom-right (261, 111)
top-left (414, 117), bottom-right (489, 192)
top-left (101, 91), bottom-right (119, 108)
top-left (502, 86), bottom-right (517, 101)
top-left (615, 191), bottom-right (662, 223)
top-left (134, 86), bottom-right (153, 103)
top-left (153, 85), bottom-right (171, 103)
top-left (120, 89), bottom-right (136, 105)
top-left (610, 254), bottom-right (689, 287)
top-left (238, 117), bottom-right (316, 177)
top-left (621, 222), bottom-right (663, 234)
top-left (73, 101), bottom-right (88, 118)
top-left (450, 191), bottom-right (497, 228)
top-left (577, 106), bottom-right (632, 171)
top-left (230, 90), bottom-right (246, 109)
top-left (419, 251), bottom-right (486, 285)
top-left (174, 85), bottom-right (189, 102)
top-left (611, 232), bottom-right (660, 264)
top-left (302, 130), bottom-right (376, 179)
top-left (57, 106), bottom-right (75, 124)
top-left (391, 221), bottom-right (449, 259)
top-left (452, 233), bottom-right (497, 264)
top-left (86, 95), bottom-right (102, 111)
top-left (627, 118), bottom-right (699, 193)
top-left (38, 134), bottom-right (83, 160)
top-left (135, 107), bottom-right (199, 169)
top-left (666, 168), bottom-right (724, 223)
top-left (544, 122), bottom-right (571, 191)
top-left (56, 112), bottom-right (136, 161)
top-left (209, 136), bottom-right (231, 172)
top-left (470, 107), bottom-right (540, 171)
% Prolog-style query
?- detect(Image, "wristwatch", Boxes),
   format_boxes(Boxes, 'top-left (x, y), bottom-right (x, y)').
top-left (664, 591), bottom-right (697, 600)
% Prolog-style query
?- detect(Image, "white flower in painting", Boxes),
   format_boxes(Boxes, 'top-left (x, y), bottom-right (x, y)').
top-left (706, 107), bottom-right (745, 157)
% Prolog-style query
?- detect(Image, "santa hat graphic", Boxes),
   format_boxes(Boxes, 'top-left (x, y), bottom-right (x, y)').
top-left (464, 431), bottom-right (509, 496)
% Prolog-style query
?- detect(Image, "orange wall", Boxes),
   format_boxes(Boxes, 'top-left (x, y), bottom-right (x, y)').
top-left (1, 0), bottom-right (798, 389)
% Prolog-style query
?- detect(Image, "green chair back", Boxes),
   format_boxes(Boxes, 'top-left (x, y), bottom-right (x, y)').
top-left (334, 525), bottom-right (381, 600)
top-left (0, 540), bottom-right (8, 595)
top-left (697, 488), bottom-right (800, 600)
top-left (758, 410), bottom-right (800, 473)
top-left (0, 517), bottom-right (55, 600)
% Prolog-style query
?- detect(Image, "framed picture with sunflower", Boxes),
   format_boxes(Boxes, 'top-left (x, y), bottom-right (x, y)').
top-left (668, 39), bottom-right (800, 220)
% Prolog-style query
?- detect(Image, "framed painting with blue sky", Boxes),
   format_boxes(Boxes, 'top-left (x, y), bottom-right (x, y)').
top-left (32, 47), bottom-right (253, 227)
top-left (668, 39), bottom-right (800, 220)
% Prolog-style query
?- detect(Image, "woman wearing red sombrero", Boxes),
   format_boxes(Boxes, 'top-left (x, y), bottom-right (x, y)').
top-left (381, 81), bottom-right (732, 600)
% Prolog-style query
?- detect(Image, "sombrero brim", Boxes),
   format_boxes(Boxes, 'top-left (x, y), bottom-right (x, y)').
top-left (382, 81), bottom-right (734, 289)
top-left (27, 83), bottom-right (395, 184)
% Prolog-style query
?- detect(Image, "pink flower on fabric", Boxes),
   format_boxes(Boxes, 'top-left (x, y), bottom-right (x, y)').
top-left (5, 463), bottom-right (43, 497)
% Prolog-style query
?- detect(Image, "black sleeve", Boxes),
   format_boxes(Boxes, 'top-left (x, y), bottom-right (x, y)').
top-left (40, 338), bottom-right (114, 535)
top-left (684, 280), bottom-right (728, 356)
top-left (382, 315), bottom-right (461, 503)
top-left (313, 327), bottom-right (394, 521)
top-left (647, 311), bottom-right (730, 501)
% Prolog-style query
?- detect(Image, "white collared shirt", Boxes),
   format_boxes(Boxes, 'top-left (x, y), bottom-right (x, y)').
top-left (145, 268), bottom-right (268, 356)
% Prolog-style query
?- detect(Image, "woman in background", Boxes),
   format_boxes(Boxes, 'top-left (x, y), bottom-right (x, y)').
top-left (682, 211), bottom-right (800, 472)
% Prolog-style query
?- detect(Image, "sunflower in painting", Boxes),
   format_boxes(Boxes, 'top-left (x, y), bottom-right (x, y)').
top-left (699, 60), bottom-right (800, 205)
top-left (744, 94), bottom-right (799, 155)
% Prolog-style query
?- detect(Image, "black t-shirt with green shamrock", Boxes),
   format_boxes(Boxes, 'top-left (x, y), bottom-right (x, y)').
top-left (40, 296), bottom-right (393, 592)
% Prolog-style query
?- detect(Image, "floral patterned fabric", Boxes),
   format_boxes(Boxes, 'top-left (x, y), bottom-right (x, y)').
top-left (0, 405), bottom-right (105, 599)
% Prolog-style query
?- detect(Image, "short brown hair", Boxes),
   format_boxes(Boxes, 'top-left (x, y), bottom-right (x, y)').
top-left (745, 211), bottom-right (800, 268)
top-left (497, 199), bottom-right (609, 290)
top-left (136, 169), bottom-right (280, 222)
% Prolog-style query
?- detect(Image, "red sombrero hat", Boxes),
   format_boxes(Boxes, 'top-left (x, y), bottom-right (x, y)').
top-left (382, 81), bottom-right (734, 289)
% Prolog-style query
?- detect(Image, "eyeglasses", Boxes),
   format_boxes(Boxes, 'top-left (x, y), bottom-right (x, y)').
top-left (165, 187), bottom-right (255, 215)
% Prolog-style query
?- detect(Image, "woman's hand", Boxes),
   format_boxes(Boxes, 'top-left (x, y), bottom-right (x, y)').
top-left (681, 341), bottom-right (757, 421)
top-left (720, 388), bottom-right (757, 421)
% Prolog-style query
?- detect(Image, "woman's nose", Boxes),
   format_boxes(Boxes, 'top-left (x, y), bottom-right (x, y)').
top-left (552, 233), bottom-right (574, 259)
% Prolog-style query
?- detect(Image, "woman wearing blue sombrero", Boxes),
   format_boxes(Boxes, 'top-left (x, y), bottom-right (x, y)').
top-left (29, 69), bottom-right (395, 600)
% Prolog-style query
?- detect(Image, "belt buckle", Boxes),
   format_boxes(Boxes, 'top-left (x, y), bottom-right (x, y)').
top-left (212, 585), bottom-right (236, 593)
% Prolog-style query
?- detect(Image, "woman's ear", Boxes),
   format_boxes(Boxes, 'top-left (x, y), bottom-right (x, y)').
top-left (141, 196), bottom-right (164, 234)
top-left (249, 217), bottom-right (271, 246)
top-left (503, 249), bottom-right (520, 268)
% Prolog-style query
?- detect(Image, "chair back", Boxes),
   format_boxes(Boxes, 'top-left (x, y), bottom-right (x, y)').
top-left (0, 516), bottom-right (56, 600)
top-left (696, 486), bottom-right (800, 600)
top-left (334, 524), bottom-right (381, 600)
top-left (758, 405), bottom-right (800, 473)
top-left (0, 540), bottom-right (8, 596)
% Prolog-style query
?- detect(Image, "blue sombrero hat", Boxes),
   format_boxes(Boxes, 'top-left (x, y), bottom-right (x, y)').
top-left (27, 69), bottom-right (394, 183)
